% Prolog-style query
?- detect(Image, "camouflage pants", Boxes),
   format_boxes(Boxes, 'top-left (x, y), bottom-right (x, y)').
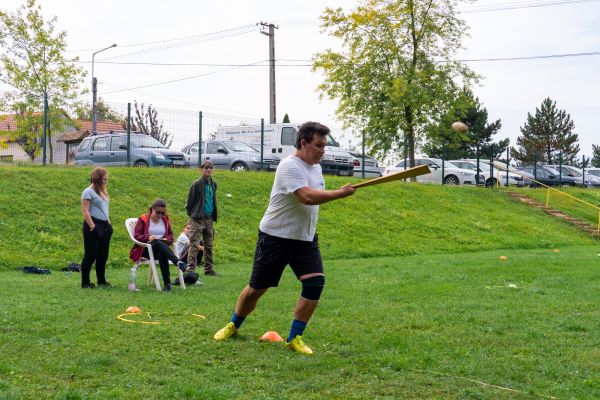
top-left (188, 216), bottom-right (214, 273)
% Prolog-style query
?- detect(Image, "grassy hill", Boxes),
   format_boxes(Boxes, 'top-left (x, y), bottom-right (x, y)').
top-left (0, 166), bottom-right (595, 270)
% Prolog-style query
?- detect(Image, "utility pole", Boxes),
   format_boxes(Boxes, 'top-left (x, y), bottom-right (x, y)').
top-left (91, 43), bottom-right (117, 133)
top-left (259, 22), bottom-right (278, 124)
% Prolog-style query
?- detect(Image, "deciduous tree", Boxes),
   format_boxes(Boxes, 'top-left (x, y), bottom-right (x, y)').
top-left (0, 0), bottom-right (86, 163)
top-left (512, 98), bottom-right (579, 165)
top-left (313, 0), bottom-right (478, 166)
top-left (133, 101), bottom-right (172, 147)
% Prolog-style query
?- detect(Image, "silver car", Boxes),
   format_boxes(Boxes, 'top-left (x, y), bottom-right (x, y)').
top-left (181, 140), bottom-right (279, 171)
top-left (546, 165), bottom-right (598, 187)
top-left (451, 159), bottom-right (525, 187)
top-left (349, 151), bottom-right (382, 178)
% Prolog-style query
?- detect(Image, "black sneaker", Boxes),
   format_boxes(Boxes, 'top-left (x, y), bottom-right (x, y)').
top-left (162, 284), bottom-right (172, 292)
top-left (81, 283), bottom-right (96, 289)
top-left (98, 281), bottom-right (112, 288)
top-left (177, 261), bottom-right (187, 273)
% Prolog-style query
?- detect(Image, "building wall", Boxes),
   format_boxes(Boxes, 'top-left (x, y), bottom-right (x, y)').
top-left (0, 130), bottom-right (72, 164)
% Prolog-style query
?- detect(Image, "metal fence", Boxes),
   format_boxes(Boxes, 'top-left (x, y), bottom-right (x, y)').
top-left (0, 94), bottom-right (261, 165)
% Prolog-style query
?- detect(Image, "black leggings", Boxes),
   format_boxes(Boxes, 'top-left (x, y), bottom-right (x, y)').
top-left (81, 219), bottom-right (113, 285)
top-left (142, 240), bottom-right (179, 285)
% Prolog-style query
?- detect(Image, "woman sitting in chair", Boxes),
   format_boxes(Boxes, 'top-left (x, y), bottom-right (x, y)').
top-left (129, 199), bottom-right (187, 292)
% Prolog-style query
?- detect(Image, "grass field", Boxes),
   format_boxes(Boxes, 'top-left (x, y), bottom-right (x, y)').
top-left (2, 246), bottom-right (600, 399)
top-left (513, 186), bottom-right (600, 227)
top-left (0, 166), bottom-right (595, 270)
top-left (1, 166), bottom-right (599, 399)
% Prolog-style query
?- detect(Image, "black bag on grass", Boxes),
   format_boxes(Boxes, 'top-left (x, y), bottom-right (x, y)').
top-left (173, 271), bottom-right (200, 285)
top-left (20, 266), bottom-right (51, 274)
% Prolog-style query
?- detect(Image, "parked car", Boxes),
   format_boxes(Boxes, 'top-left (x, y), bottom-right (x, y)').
top-left (546, 164), bottom-right (598, 187)
top-left (180, 140), bottom-right (280, 171)
top-left (516, 165), bottom-right (579, 187)
top-left (584, 167), bottom-right (600, 177)
top-left (349, 151), bottom-right (382, 178)
top-left (450, 159), bottom-right (525, 187)
top-left (75, 132), bottom-right (186, 167)
top-left (384, 158), bottom-right (483, 185)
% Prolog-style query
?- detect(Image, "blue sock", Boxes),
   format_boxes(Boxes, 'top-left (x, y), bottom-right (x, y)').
top-left (287, 319), bottom-right (307, 342)
top-left (231, 312), bottom-right (246, 328)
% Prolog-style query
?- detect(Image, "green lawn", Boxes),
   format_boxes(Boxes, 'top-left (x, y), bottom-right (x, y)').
top-left (1, 166), bottom-right (599, 399)
top-left (513, 186), bottom-right (600, 227)
top-left (0, 166), bottom-right (595, 270)
top-left (2, 246), bottom-right (599, 399)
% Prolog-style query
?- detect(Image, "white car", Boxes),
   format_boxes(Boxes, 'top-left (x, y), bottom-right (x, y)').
top-left (384, 157), bottom-right (483, 185)
top-left (451, 159), bottom-right (525, 187)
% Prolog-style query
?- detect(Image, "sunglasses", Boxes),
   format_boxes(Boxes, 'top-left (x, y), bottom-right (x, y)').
top-left (154, 210), bottom-right (167, 215)
top-left (203, 166), bottom-right (214, 170)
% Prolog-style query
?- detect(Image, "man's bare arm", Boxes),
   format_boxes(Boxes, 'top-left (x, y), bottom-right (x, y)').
top-left (294, 184), bottom-right (356, 206)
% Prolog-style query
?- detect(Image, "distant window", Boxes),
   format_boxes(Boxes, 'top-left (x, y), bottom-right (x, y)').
top-left (281, 127), bottom-right (297, 146)
top-left (110, 136), bottom-right (126, 151)
top-left (189, 143), bottom-right (199, 154)
top-left (93, 137), bottom-right (110, 151)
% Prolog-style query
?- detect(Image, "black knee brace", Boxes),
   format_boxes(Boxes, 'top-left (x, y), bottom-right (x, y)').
top-left (301, 275), bottom-right (325, 301)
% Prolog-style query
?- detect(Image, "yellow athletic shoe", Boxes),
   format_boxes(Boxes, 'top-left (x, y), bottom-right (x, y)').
top-left (214, 322), bottom-right (238, 341)
top-left (284, 335), bottom-right (313, 355)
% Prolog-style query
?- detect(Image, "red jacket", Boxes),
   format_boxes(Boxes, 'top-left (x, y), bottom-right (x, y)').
top-left (129, 213), bottom-right (175, 262)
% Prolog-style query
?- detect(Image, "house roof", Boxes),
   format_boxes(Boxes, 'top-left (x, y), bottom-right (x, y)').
top-left (58, 120), bottom-right (128, 143)
top-left (0, 114), bottom-right (18, 132)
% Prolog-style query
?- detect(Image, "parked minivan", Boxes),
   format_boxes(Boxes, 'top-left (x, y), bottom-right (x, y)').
top-left (180, 140), bottom-right (279, 171)
top-left (74, 132), bottom-right (186, 167)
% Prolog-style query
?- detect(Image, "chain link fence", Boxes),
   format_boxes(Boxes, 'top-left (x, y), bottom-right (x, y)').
top-left (0, 92), bottom-right (262, 166)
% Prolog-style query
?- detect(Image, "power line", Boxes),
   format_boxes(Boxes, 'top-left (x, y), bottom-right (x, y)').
top-left (459, 0), bottom-right (600, 13)
top-left (78, 60), bottom-right (311, 67)
top-left (453, 51), bottom-right (600, 62)
top-left (87, 51), bottom-right (600, 68)
top-left (87, 27), bottom-right (257, 62)
top-left (97, 84), bottom-right (262, 118)
top-left (102, 60), bottom-right (267, 94)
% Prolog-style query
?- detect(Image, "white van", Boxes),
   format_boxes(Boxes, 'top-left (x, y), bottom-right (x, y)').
top-left (215, 123), bottom-right (354, 176)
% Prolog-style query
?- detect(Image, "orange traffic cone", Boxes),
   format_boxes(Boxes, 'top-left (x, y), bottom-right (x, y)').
top-left (259, 331), bottom-right (283, 342)
top-left (125, 306), bottom-right (141, 313)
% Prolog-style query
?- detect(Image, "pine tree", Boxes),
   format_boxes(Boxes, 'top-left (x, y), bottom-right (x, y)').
top-left (423, 88), bottom-right (506, 160)
top-left (592, 144), bottom-right (600, 167)
top-left (512, 98), bottom-right (579, 164)
top-left (282, 113), bottom-right (290, 123)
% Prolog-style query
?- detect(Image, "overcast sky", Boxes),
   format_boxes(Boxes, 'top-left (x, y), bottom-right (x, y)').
top-left (1, 0), bottom-right (599, 163)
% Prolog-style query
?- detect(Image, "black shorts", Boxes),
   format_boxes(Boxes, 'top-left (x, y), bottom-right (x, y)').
top-left (249, 231), bottom-right (323, 289)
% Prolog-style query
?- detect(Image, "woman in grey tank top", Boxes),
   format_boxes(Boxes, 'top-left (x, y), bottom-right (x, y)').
top-left (80, 167), bottom-right (113, 288)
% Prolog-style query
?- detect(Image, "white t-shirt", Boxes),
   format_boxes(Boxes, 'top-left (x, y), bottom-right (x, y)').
top-left (175, 232), bottom-right (189, 257)
top-left (148, 219), bottom-right (166, 239)
top-left (259, 155), bottom-right (325, 241)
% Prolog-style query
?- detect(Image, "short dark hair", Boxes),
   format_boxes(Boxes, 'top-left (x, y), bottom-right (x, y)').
top-left (295, 121), bottom-right (330, 149)
top-left (200, 159), bottom-right (214, 169)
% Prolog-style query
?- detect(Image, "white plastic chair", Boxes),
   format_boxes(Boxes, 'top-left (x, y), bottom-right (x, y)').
top-left (125, 218), bottom-right (186, 291)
